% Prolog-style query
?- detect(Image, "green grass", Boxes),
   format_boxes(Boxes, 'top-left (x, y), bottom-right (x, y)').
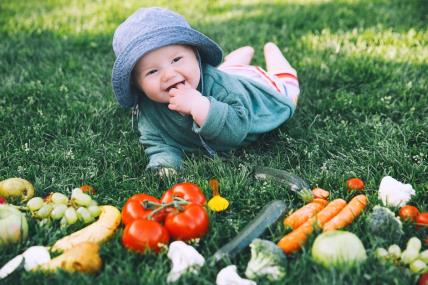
top-left (1, 0), bottom-right (427, 284)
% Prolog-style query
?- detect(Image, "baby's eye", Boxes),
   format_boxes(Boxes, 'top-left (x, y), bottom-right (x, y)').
top-left (145, 69), bottom-right (157, 76)
top-left (172, 56), bottom-right (182, 63)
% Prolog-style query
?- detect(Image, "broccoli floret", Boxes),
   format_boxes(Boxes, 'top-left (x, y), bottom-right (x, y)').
top-left (366, 205), bottom-right (404, 245)
top-left (245, 239), bottom-right (287, 281)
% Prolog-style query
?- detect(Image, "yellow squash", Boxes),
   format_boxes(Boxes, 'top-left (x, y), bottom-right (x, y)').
top-left (52, 205), bottom-right (121, 252)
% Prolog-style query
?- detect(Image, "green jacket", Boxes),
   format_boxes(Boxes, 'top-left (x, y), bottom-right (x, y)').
top-left (138, 63), bottom-right (295, 169)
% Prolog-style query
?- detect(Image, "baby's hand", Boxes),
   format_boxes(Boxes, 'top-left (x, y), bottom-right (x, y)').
top-left (168, 82), bottom-right (202, 115)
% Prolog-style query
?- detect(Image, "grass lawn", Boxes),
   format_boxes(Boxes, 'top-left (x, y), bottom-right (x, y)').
top-left (1, 0), bottom-right (427, 284)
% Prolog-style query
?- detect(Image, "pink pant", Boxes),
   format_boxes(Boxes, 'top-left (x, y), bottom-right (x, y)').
top-left (219, 64), bottom-right (300, 105)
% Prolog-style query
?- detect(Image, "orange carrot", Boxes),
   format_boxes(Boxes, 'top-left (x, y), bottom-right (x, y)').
top-left (277, 222), bottom-right (313, 254)
top-left (278, 199), bottom-right (347, 254)
top-left (310, 199), bottom-right (348, 230)
top-left (284, 198), bottom-right (328, 229)
top-left (312, 187), bottom-right (330, 199)
top-left (323, 195), bottom-right (368, 231)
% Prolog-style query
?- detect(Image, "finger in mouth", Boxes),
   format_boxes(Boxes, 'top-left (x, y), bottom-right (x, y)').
top-left (166, 81), bottom-right (185, 92)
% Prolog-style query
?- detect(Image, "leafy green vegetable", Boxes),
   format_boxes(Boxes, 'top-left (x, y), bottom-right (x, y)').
top-left (245, 239), bottom-right (287, 281)
top-left (366, 205), bottom-right (404, 245)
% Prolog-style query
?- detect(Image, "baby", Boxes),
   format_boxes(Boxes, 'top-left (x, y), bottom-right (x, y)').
top-left (112, 7), bottom-right (300, 173)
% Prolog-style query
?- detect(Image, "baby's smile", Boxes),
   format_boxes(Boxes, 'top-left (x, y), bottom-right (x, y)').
top-left (166, 80), bottom-right (185, 92)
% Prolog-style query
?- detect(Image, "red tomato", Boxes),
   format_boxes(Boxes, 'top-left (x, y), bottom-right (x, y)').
top-left (416, 212), bottom-right (428, 228)
top-left (0, 196), bottom-right (6, 204)
top-left (346, 178), bottom-right (365, 191)
top-left (165, 204), bottom-right (209, 241)
top-left (80, 184), bottom-right (96, 194)
top-left (122, 219), bottom-right (170, 253)
top-left (160, 182), bottom-right (206, 205)
top-left (419, 273), bottom-right (428, 285)
top-left (121, 193), bottom-right (166, 225)
top-left (399, 205), bottom-right (420, 222)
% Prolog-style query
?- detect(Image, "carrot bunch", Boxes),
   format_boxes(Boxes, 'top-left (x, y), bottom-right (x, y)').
top-left (277, 193), bottom-right (368, 254)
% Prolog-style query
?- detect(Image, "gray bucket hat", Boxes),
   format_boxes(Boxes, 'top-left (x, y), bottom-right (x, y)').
top-left (112, 7), bottom-right (223, 108)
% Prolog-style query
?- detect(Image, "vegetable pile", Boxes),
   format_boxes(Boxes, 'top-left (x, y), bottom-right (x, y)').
top-left (0, 173), bottom-right (427, 284)
top-left (277, 194), bottom-right (367, 254)
top-left (0, 180), bottom-right (121, 278)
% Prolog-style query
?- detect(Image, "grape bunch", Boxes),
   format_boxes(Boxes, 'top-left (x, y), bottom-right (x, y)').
top-left (26, 188), bottom-right (101, 227)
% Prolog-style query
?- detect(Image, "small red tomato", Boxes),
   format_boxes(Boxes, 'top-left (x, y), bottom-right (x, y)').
top-left (0, 196), bottom-right (6, 204)
top-left (416, 213), bottom-right (428, 228)
top-left (161, 182), bottom-right (206, 205)
top-left (165, 204), bottom-right (209, 241)
top-left (399, 205), bottom-right (420, 222)
top-left (419, 273), bottom-right (428, 285)
top-left (121, 193), bottom-right (166, 225)
top-left (122, 219), bottom-right (170, 253)
top-left (80, 184), bottom-right (96, 194)
top-left (346, 178), bottom-right (365, 191)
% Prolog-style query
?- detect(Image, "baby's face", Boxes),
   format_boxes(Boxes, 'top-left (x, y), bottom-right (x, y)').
top-left (133, 45), bottom-right (200, 103)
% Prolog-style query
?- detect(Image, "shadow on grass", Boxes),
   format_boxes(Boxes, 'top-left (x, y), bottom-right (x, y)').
top-left (197, 0), bottom-right (428, 48)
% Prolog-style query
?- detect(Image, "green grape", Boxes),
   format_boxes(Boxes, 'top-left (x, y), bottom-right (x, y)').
top-left (409, 259), bottom-right (427, 273)
top-left (27, 197), bottom-right (44, 211)
top-left (76, 207), bottom-right (93, 224)
top-left (60, 216), bottom-right (68, 228)
top-left (406, 237), bottom-right (422, 252)
top-left (375, 247), bottom-right (389, 263)
top-left (64, 207), bottom-right (78, 225)
top-left (51, 192), bottom-right (69, 205)
top-left (87, 205), bottom-right (101, 218)
top-left (401, 249), bottom-right (419, 264)
top-left (39, 218), bottom-right (51, 226)
top-left (50, 204), bottom-right (67, 220)
top-left (388, 244), bottom-right (401, 260)
top-left (36, 204), bottom-right (53, 218)
top-left (71, 188), bottom-right (83, 198)
top-left (73, 193), bottom-right (92, 207)
top-left (420, 249), bottom-right (428, 263)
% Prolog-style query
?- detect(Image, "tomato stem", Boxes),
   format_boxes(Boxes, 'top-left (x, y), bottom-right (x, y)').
top-left (145, 197), bottom-right (189, 220)
top-left (142, 200), bottom-right (158, 209)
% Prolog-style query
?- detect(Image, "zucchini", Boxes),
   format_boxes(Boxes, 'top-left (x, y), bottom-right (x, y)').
top-left (253, 166), bottom-right (310, 192)
top-left (212, 200), bottom-right (287, 262)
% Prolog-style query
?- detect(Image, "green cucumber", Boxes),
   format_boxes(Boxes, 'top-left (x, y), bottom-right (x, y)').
top-left (253, 166), bottom-right (310, 192)
top-left (212, 200), bottom-right (287, 262)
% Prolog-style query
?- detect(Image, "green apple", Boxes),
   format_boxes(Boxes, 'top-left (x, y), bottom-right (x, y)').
top-left (0, 178), bottom-right (35, 201)
top-left (0, 205), bottom-right (28, 248)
